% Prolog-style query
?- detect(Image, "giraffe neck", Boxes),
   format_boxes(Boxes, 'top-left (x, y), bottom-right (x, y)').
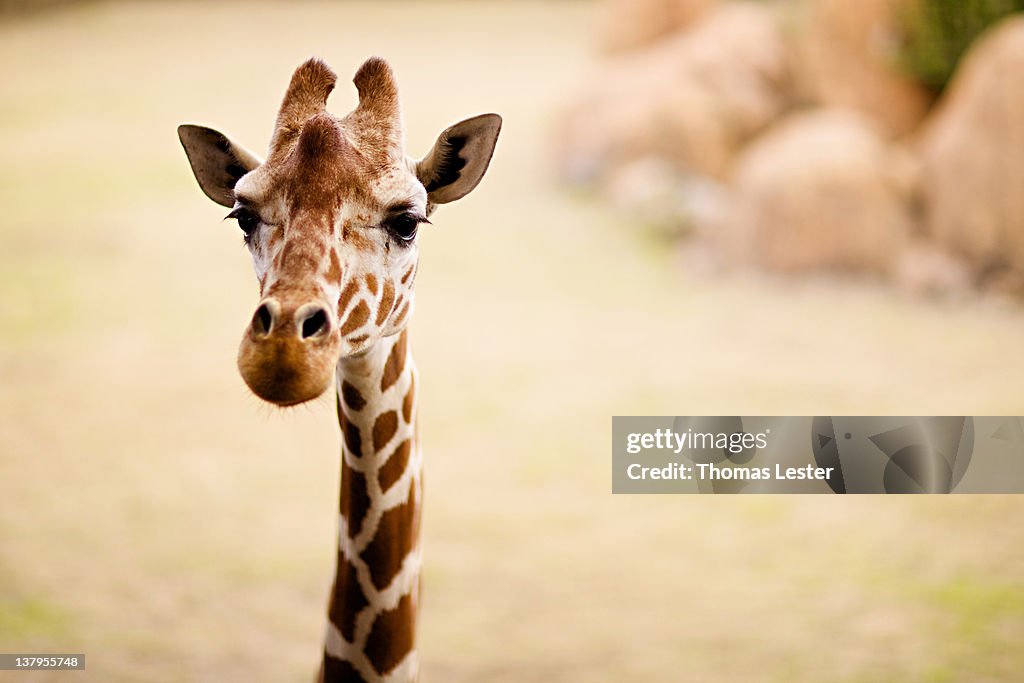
top-left (322, 329), bottom-right (421, 683)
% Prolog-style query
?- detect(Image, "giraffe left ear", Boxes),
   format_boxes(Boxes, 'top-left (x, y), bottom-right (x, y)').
top-left (416, 113), bottom-right (501, 204)
top-left (178, 124), bottom-right (263, 208)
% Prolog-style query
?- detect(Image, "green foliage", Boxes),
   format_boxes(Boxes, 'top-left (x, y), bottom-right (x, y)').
top-left (899, 0), bottom-right (1024, 92)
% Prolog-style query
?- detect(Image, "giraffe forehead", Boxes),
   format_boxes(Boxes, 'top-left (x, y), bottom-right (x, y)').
top-left (273, 151), bottom-right (422, 225)
top-left (283, 146), bottom-right (375, 212)
top-left (278, 113), bottom-right (412, 206)
top-left (236, 122), bottom-right (423, 226)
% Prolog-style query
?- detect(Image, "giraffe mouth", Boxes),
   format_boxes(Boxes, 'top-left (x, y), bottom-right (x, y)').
top-left (237, 298), bottom-right (342, 406)
top-left (237, 336), bottom-right (339, 406)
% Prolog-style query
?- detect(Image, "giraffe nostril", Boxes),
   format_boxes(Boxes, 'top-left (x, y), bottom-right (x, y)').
top-left (300, 307), bottom-right (330, 340)
top-left (253, 304), bottom-right (274, 335)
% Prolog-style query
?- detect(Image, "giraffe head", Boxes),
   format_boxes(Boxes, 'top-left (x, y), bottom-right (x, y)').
top-left (178, 58), bottom-right (501, 406)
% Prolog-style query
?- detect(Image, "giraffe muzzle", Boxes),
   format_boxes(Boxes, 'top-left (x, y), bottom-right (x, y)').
top-left (237, 297), bottom-right (341, 406)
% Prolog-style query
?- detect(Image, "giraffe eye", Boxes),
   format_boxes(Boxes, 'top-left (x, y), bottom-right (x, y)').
top-left (385, 213), bottom-right (425, 243)
top-left (226, 207), bottom-right (260, 237)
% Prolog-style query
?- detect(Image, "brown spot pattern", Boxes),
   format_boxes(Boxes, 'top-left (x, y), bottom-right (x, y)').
top-left (372, 410), bottom-right (398, 452)
top-left (341, 381), bottom-right (366, 412)
top-left (411, 479), bottom-right (422, 543)
top-left (392, 300), bottom-right (410, 328)
top-left (279, 239), bottom-right (320, 274)
top-left (347, 228), bottom-right (376, 253)
top-left (401, 264), bottom-right (415, 285)
top-left (380, 330), bottom-right (407, 392)
top-left (322, 656), bottom-right (368, 683)
top-left (328, 551), bottom-right (368, 642)
top-left (364, 273), bottom-right (378, 295)
top-left (339, 456), bottom-right (369, 538)
top-left (379, 439), bottom-right (411, 492)
top-left (276, 241), bottom-right (294, 269)
top-left (337, 280), bottom-right (359, 319)
top-left (402, 376), bottom-right (415, 423)
top-left (361, 484), bottom-right (416, 591)
top-left (376, 280), bottom-right (395, 326)
top-left (340, 410), bottom-right (363, 458)
top-left (340, 301), bottom-right (369, 335)
top-left (327, 249), bottom-right (341, 282)
top-left (365, 592), bottom-right (416, 675)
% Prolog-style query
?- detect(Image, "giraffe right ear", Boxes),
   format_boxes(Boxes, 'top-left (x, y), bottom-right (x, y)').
top-left (416, 113), bottom-right (501, 205)
top-left (177, 124), bottom-right (262, 208)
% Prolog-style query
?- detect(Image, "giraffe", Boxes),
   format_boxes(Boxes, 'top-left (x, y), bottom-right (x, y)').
top-left (177, 57), bottom-right (501, 682)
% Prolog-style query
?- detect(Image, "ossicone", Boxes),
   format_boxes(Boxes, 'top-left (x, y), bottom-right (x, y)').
top-left (271, 57), bottom-right (339, 155)
top-left (352, 56), bottom-right (399, 123)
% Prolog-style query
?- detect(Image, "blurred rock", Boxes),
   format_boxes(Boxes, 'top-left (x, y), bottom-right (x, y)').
top-left (883, 143), bottom-right (924, 205)
top-left (595, 0), bottom-right (718, 54)
top-left (791, 0), bottom-right (932, 137)
top-left (919, 16), bottom-right (1024, 284)
top-left (555, 2), bottom-right (788, 185)
top-left (722, 108), bottom-right (911, 274)
top-left (895, 241), bottom-right (974, 298)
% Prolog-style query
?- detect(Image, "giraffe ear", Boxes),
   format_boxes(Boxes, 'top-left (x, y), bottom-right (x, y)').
top-left (416, 113), bottom-right (501, 205)
top-left (177, 124), bottom-right (262, 208)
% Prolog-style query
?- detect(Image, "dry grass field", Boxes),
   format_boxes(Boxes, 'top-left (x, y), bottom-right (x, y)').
top-left (1, 2), bottom-right (1023, 681)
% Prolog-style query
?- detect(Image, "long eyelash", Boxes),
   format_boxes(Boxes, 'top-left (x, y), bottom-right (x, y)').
top-left (388, 214), bottom-right (429, 228)
top-left (226, 208), bottom-right (258, 246)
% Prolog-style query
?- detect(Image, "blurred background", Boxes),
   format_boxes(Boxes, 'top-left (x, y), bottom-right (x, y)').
top-left (1, 1), bottom-right (1023, 681)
